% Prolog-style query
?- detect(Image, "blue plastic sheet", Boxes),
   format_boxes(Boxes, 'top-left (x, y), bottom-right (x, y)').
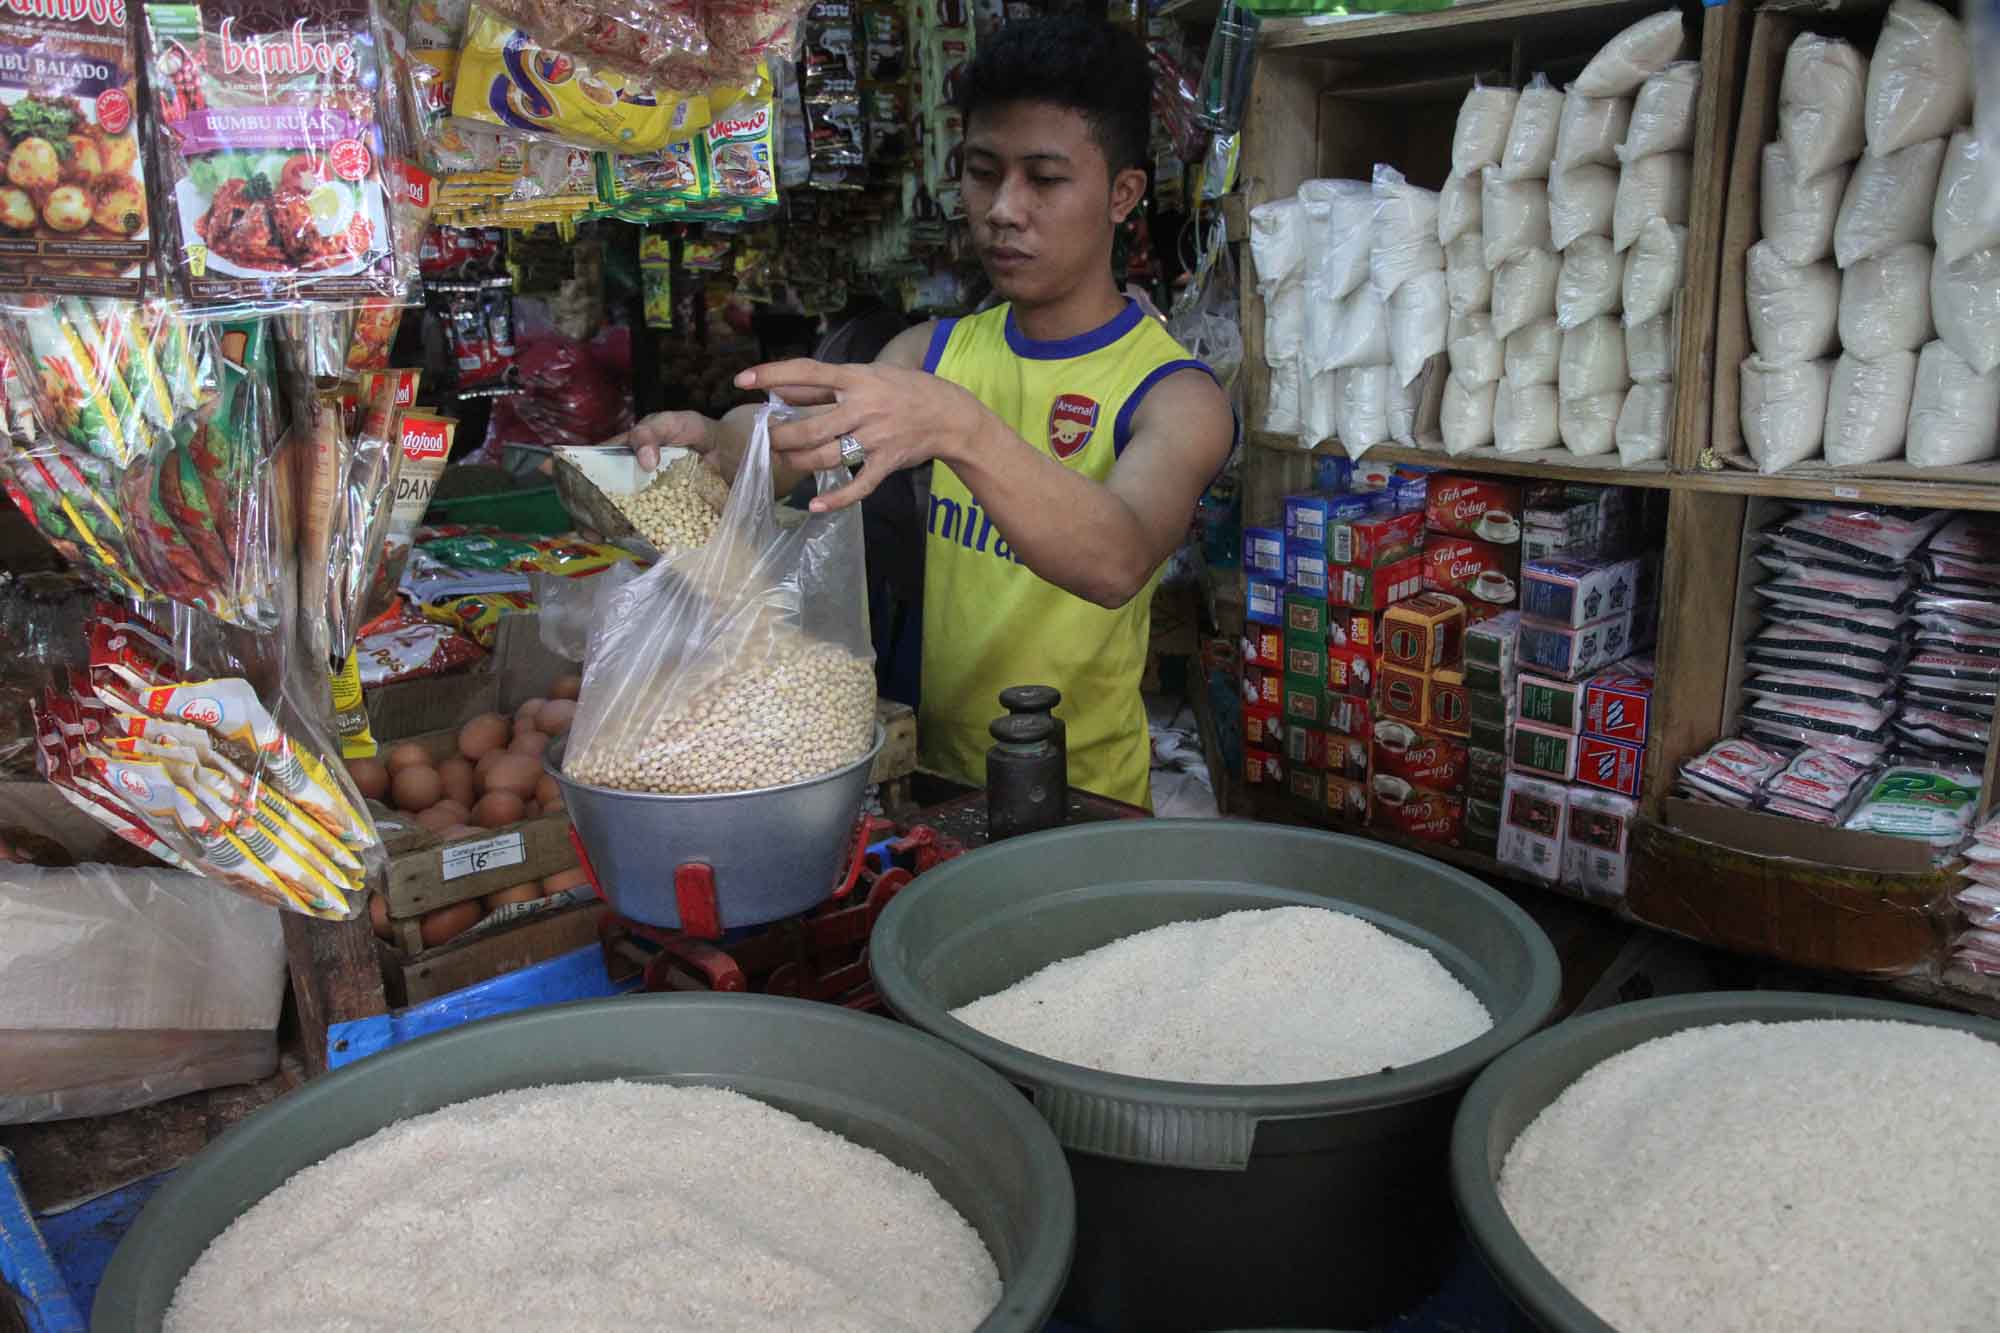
top-left (0, 1150), bottom-right (84, 1333)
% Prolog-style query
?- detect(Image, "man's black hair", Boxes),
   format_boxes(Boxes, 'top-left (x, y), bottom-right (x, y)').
top-left (958, 16), bottom-right (1153, 178)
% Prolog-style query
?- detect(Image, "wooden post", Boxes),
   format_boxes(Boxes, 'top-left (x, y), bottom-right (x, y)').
top-left (283, 912), bottom-right (389, 1079)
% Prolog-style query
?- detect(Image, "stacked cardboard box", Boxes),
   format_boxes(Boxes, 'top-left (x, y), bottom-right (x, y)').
top-left (1463, 612), bottom-right (1520, 856)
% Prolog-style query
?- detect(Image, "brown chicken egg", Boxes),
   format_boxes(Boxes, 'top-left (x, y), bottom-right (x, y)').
top-left (367, 893), bottom-right (391, 941)
top-left (438, 757), bottom-right (476, 808)
top-left (516, 698), bottom-right (548, 728)
top-left (483, 882), bottom-right (542, 912)
top-left (418, 901), bottom-right (482, 949)
top-left (536, 699), bottom-right (578, 735)
top-left (472, 791), bottom-right (525, 828)
top-left (385, 742), bottom-right (432, 774)
top-left (550, 674), bottom-right (582, 701)
top-left (345, 757), bottom-right (389, 801)
top-left (509, 729), bottom-right (549, 759)
top-left (415, 805), bottom-right (460, 834)
top-left (534, 775), bottom-right (560, 807)
top-left (484, 753), bottom-right (541, 799)
top-left (458, 713), bottom-right (511, 761)
top-left (390, 765), bottom-right (442, 813)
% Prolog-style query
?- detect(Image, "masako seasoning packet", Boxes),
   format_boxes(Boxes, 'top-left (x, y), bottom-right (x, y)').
top-left (0, 0), bottom-right (152, 296)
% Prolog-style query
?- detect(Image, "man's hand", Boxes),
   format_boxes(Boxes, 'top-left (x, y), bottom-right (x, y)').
top-left (620, 410), bottom-right (716, 472)
top-left (734, 358), bottom-right (991, 512)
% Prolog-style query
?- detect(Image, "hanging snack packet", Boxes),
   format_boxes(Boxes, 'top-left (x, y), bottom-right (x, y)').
top-left (707, 96), bottom-right (779, 207)
top-left (0, 0), bottom-right (152, 296)
top-left (144, 0), bottom-right (402, 307)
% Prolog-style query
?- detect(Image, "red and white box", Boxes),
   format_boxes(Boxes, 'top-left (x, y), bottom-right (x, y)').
top-left (1426, 474), bottom-right (1524, 546)
top-left (1575, 734), bottom-right (1644, 797)
top-left (1243, 665), bottom-right (1282, 710)
top-left (1330, 509), bottom-right (1425, 569)
top-left (1333, 554), bottom-right (1424, 612)
top-left (1421, 534), bottom-right (1520, 609)
top-left (1371, 720), bottom-right (1468, 794)
top-left (1327, 643), bottom-right (1378, 699)
top-left (1244, 702), bottom-right (1284, 750)
top-left (1370, 785), bottom-right (1465, 846)
top-left (1242, 625), bottom-right (1282, 671)
top-left (1328, 609), bottom-right (1378, 650)
top-left (1583, 657), bottom-right (1655, 745)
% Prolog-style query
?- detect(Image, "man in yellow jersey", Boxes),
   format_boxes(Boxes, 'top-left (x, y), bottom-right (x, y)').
top-left (625, 16), bottom-right (1235, 809)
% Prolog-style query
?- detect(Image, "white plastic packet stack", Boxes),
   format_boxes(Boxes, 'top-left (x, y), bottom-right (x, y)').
top-left (1907, 339), bottom-right (2000, 465)
top-left (1557, 236), bottom-right (1626, 330)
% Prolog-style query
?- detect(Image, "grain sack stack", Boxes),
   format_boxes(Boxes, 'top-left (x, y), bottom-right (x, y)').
top-left (1251, 194), bottom-right (1309, 439)
top-left (1442, 82), bottom-right (1511, 453)
top-left (1953, 810), bottom-right (2000, 972)
top-left (1485, 78), bottom-right (1563, 455)
top-left (1366, 166), bottom-right (1446, 453)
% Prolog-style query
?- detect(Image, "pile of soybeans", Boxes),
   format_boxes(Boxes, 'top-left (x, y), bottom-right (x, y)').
top-left (165, 1082), bottom-right (1001, 1333)
top-left (1499, 1019), bottom-right (2000, 1333)
top-left (611, 453), bottom-right (730, 555)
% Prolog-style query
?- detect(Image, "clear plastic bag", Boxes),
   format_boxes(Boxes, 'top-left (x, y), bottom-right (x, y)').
top-left (1548, 164), bottom-right (1619, 250)
top-left (1264, 353), bottom-right (1302, 434)
top-left (0, 862), bottom-right (285, 1124)
top-left (1865, 0), bottom-right (1973, 157)
top-left (1446, 233), bottom-right (1493, 313)
top-left (1761, 143), bottom-right (1847, 267)
top-left (1575, 12), bottom-right (1686, 98)
top-left (1505, 317), bottom-right (1563, 386)
top-left (1626, 311), bottom-right (1678, 383)
top-left (1622, 217), bottom-right (1685, 326)
top-left (1554, 91), bottom-right (1631, 172)
top-left (1494, 380), bottom-right (1560, 452)
top-left (1745, 241), bottom-right (1841, 365)
top-left (1453, 80), bottom-right (1519, 176)
top-left (1934, 130), bottom-right (2000, 264)
top-left (1441, 376), bottom-right (1497, 454)
top-left (1250, 197), bottom-right (1306, 294)
top-left (1740, 355), bottom-right (1834, 472)
top-left (1388, 271), bottom-right (1448, 387)
top-left (1833, 136), bottom-right (1946, 268)
top-left (1838, 243), bottom-right (1934, 357)
top-left (1448, 310), bottom-right (1503, 387)
top-left (1556, 236), bottom-right (1626, 330)
top-left (1335, 364), bottom-right (1390, 456)
top-left (1824, 349), bottom-right (1918, 464)
top-left (1559, 315), bottom-right (1629, 400)
top-left (566, 399), bottom-right (876, 795)
top-left (1498, 73), bottom-right (1563, 181)
top-left (1370, 165), bottom-right (1443, 301)
top-left (1482, 168), bottom-right (1552, 269)
top-left (1438, 172), bottom-right (1483, 248)
top-left (1320, 286), bottom-right (1391, 373)
top-left (1619, 62), bottom-right (1699, 161)
top-left (1933, 246), bottom-right (2000, 374)
top-left (1387, 374), bottom-right (1419, 446)
top-left (1302, 366), bottom-right (1340, 450)
top-left (1780, 34), bottom-right (1868, 181)
top-left (1612, 151), bottom-right (1690, 252)
top-left (1907, 339), bottom-right (2000, 466)
top-left (1559, 390), bottom-right (1623, 456)
top-left (1616, 382), bottom-right (1673, 464)
top-left (1265, 282), bottom-right (1304, 363)
top-left (1300, 178), bottom-right (1375, 302)
top-left (1493, 248), bottom-right (1560, 339)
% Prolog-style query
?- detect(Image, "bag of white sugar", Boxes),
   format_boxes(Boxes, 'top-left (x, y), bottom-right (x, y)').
top-left (1932, 247), bottom-right (2000, 375)
top-left (1935, 131), bottom-right (2000, 263)
top-left (1621, 218), bottom-right (1685, 326)
top-left (1249, 197), bottom-right (1305, 293)
top-left (1761, 142), bottom-right (1846, 266)
top-left (1495, 381), bottom-right (1560, 452)
top-left (1438, 172), bottom-right (1482, 248)
top-left (1573, 11), bottom-right (1685, 97)
top-left (1371, 165), bottom-right (1443, 301)
top-left (1625, 312), bottom-right (1677, 383)
top-left (1832, 136), bottom-right (1945, 268)
top-left (1453, 81), bottom-right (1518, 176)
top-left (1864, 0), bottom-right (1972, 157)
top-left (1779, 34), bottom-right (1867, 181)
top-left (1559, 316), bottom-right (1630, 400)
top-left (1497, 74), bottom-right (1562, 181)
top-left (1482, 169), bottom-right (1553, 269)
top-left (1554, 91), bottom-right (1631, 172)
top-left (1556, 236), bottom-right (1625, 330)
top-left (1616, 382), bottom-right (1673, 465)
top-left (1442, 376), bottom-right (1498, 453)
top-left (1265, 354), bottom-right (1302, 433)
top-left (1336, 365), bottom-right (1391, 454)
top-left (1612, 151), bottom-right (1690, 252)
top-left (1449, 310), bottom-right (1502, 387)
top-left (1320, 286), bottom-right (1391, 373)
top-left (1301, 366), bottom-right (1340, 450)
top-left (1740, 355), bottom-right (1834, 472)
top-left (1907, 340), bottom-right (2000, 466)
top-left (1619, 62), bottom-right (1699, 161)
top-left (1745, 241), bottom-right (1840, 365)
top-left (1505, 318), bottom-right (1562, 386)
top-left (1823, 349), bottom-right (1918, 465)
top-left (1446, 234), bottom-right (1493, 313)
top-left (1548, 164), bottom-right (1618, 250)
top-left (1389, 271), bottom-right (1448, 387)
top-left (1492, 248), bottom-right (1560, 338)
top-left (1560, 391), bottom-right (1623, 457)
top-left (1301, 177), bottom-right (1374, 301)
top-left (1838, 243), bottom-right (1934, 358)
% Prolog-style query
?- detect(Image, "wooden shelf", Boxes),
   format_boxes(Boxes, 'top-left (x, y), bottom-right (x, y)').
top-left (1258, 0), bottom-right (1668, 57)
top-left (1247, 428), bottom-right (1676, 487)
top-left (1691, 458), bottom-right (2000, 514)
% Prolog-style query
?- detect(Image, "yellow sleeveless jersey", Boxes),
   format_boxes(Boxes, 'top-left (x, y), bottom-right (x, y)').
top-left (919, 299), bottom-right (1214, 809)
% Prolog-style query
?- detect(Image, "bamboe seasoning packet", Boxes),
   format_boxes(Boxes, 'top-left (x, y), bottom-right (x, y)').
top-left (0, 0), bottom-right (151, 297)
top-left (144, 0), bottom-right (400, 306)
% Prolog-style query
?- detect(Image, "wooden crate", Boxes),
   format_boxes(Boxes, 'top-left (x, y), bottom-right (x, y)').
top-left (376, 898), bottom-right (609, 1007)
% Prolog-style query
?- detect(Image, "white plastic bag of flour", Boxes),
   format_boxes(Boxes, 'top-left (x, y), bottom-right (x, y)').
top-left (1560, 316), bottom-right (1631, 399)
top-left (1557, 236), bottom-right (1626, 330)
top-left (1446, 233), bottom-right (1493, 313)
top-left (1824, 349), bottom-right (1918, 465)
top-left (1761, 142), bottom-right (1847, 266)
top-left (1864, 0), bottom-right (1972, 157)
top-left (1932, 247), bottom-right (2000, 374)
top-left (1449, 310), bottom-right (1503, 387)
top-left (1574, 12), bottom-right (1685, 97)
top-left (1493, 248), bottom-right (1561, 338)
top-left (1934, 131), bottom-right (2000, 263)
top-left (1620, 62), bottom-right (1700, 161)
top-left (1442, 376), bottom-right (1498, 453)
top-left (1621, 218), bottom-right (1685, 325)
top-left (1616, 382), bottom-right (1673, 464)
top-left (1438, 172), bottom-right (1483, 247)
top-left (1745, 241), bottom-right (1841, 364)
top-left (1560, 390), bottom-right (1624, 456)
top-left (1454, 81), bottom-right (1519, 176)
top-left (1549, 164), bottom-right (1619, 250)
top-left (1372, 165), bottom-right (1443, 300)
top-left (1838, 243), bottom-right (1934, 357)
top-left (1389, 271), bottom-right (1449, 386)
top-left (1506, 318), bottom-right (1563, 386)
top-left (1495, 380), bottom-right (1561, 452)
top-left (1626, 312), bottom-right (1679, 383)
top-left (1335, 364), bottom-right (1391, 454)
top-left (1250, 198), bottom-right (1305, 293)
top-left (1740, 355), bottom-right (1834, 471)
top-left (1833, 136), bottom-right (1946, 268)
top-left (1499, 74), bottom-right (1564, 180)
top-left (1303, 177), bottom-right (1376, 301)
top-left (1483, 168), bottom-right (1554, 269)
top-left (1612, 152), bottom-right (1690, 252)
top-left (1780, 34), bottom-right (1868, 180)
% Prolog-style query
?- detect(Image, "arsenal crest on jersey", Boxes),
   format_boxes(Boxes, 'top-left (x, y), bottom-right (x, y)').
top-left (1047, 393), bottom-right (1101, 460)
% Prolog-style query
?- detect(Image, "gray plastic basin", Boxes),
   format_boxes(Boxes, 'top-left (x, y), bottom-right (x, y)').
top-left (870, 819), bottom-right (1561, 1332)
top-left (1451, 990), bottom-right (2000, 1332)
top-left (91, 994), bottom-right (1075, 1332)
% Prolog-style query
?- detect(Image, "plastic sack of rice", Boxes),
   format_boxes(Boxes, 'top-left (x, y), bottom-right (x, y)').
top-left (1573, 11), bottom-right (1685, 98)
top-left (1780, 34), bottom-right (1868, 182)
top-left (1837, 242), bottom-right (1934, 358)
top-left (1745, 241), bottom-right (1841, 365)
top-left (1864, 0), bottom-right (1972, 157)
top-left (1906, 339), bottom-right (2000, 466)
top-left (1823, 349), bottom-right (1918, 465)
top-left (1761, 142), bottom-right (1847, 266)
top-left (1740, 355), bottom-right (1834, 472)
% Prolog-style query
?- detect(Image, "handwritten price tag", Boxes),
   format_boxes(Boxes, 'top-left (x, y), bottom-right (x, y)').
top-left (440, 832), bottom-right (524, 882)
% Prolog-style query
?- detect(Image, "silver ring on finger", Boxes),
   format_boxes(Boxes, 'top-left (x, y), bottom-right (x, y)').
top-left (836, 432), bottom-right (867, 470)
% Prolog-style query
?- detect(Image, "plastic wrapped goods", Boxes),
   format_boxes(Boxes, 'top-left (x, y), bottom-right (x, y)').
top-left (1548, 165), bottom-right (1619, 251)
top-left (1932, 247), bottom-right (2000, 374)
top-left (1498, 75), bottom-right (1563, 181)
top-left (1626, 312), bottom-right (1679, 383)
top-left (1761, 143), bottom-right (1847, 266)
top-left (1616, 382), bottom-right (1673, 464)
top-left (1907, 339), bottom-right (2000, 465)
top-left (1449, 311), bottom-right (1503, 387)
top-left (1335, 365), bottom-right (1390, 455)
top-left (0, 864), bottom-right (284, 1123)
top-left (1387, 375), bottom-right (1419, 446)
top-left (1824, 349), bottom-right (1919, 464)
top-left (1560, 391), bottom-right (1623, 456)
top-left (1621, 219), bottom-right (1685, 326)
top-left (1483, 169), bottom-right (1553, 269)
top-left (1864, 0), bottom-right (1973, 157)
top-left (1265, 283), bottom-right (1304, 363)
top-left (1442, 376), bottom-right (1498, 453)
top-left (1265, 354), bottom-right (1302, 434)
top-left (1741, 356), bottom-right (1835, 472)
top-left (1506, 318), bottom-right (1563, 386)
top-left (1494, 381), bottom-right (1561, 452)
top-left (1321, 287), bottom-right (1391, 373)
top-left (1250, 197), bottom-right (1306, 294)
top-left (1438, 173), bottom-right (1483, 248)
top-left (1832, 136), bottom-right (1946, 268)
top-left (1301, 178), bottom-right (1375, 302)
top-left (1493, 249), bottom-right (1561, 339)
top-left (1559, 316), bottom-right (1630, 400)
top-left (1301, 367), bottom-right (1339, 449)
top-left (1838, 243), bottom-right (1935, 357)
top-left (1574, 12), bottom-right (1686, 97)
top-left (1453, 82), bottom-right (1519, 176)
top-left (1746, 241), bottom-right (1842, 364)
top-left (1388, 272), bottom-right (1449, 387)
top-left (1934, 131), bottom-right (2000, 263)
top-left (1612, 152), bottom-right (1691, 252)
top-left (1620, 62), bottom-right (1700, 161)
top-left (1446, 234), bottom-right (1494, 313)
top-left (1555, 92), bottom-right (1631, 172)
top-left (1779, 34), bottom-right (1868, 181)
top-left (1556, 237), bottom-right (1626, 330)
top-left (1371, 166), bottom-right (1443, 301)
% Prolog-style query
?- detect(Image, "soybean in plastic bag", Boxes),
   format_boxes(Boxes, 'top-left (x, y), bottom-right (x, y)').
top-left (1838, 243), bottom-right (1935, 357)
top-left (1627, 311), bottom-right (1678, 383)
top-left (1438, 173), bottom-right (1483, 248)
top-left (1935, 131), bottom-right (2000, 263)
top-left (1865, 0), bottom-right (1973, 157)
top-left (1498, 74), bottom-right (1563, 181)
top-left (566, 399), bottom-right (878, 796)
top-left (1574, 11), bottom-right (1686, 98)
top-left (1482, 168), bottom-right (1553, 269)
top-left (1746, 241), bottom-right (1841, 364)
top-left (1448, 310), bottom-right (1503, 387)
top-left (1908, 339), bottom-right (2000, 465)
top-left (1761, 143), bottom-right (1847, 266)
top-left (1616, 382), bottom-right (1673, 464)
top-left (1833, 136), bottom-right (1946, 268)
top-left (1741, 355), bottom-right (1834, 472)
top-left (1622, 218), bottom-right (1686, 325)
top-left (1620, 62), bottom-right (1700, 162)
top-left (1548, 164), bottom-right (1619, 250)
top-left (1560, 391), bottom-right (1623, 456)
top-left (1335, 365), bottom-right (1390, 455)
top-left (1446, 234), bottom-right (1493, 313)
top-left (1506, 318), bottom-right (1563, 386)
top-left (1388, 271), bottom-right (1448, 386)
top-left (1932, 246), bottom-right (2000, 374)
top-left (1824, 349), bottom-right (1918, 464)
top-left (1780, 34), bottom-right (1869, 181)
top-left (1555, 91), bottom-right (1631, 172)
top-left (1559, 316), bottom-right (1630, 400)
top-left (1453, 81), bottom-right (1519, 176)
top-left (1557, 236), bottom-right (1626, 329)
top-left (1494, 381), bottom-right (1560, 452)
top-left (1493, 248), bottom-right (1560, 338)
top-left (1301, 178), bottom-right (1375, 301)
top-left (1612, 152), bottom-right (1690, 252)
top-left (1371, 166), bottom-right (1444, 300)
top-left (1442, 376), bottom-right (1498, 453)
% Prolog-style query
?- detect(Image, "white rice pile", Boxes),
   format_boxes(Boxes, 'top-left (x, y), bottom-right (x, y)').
top-left (1501, 1020), bottom-right (2000, 1332)
top-left (166, 1082), bottom-right (1000, 1333)
top-left (948, 906), bottom-right (1492, 1083)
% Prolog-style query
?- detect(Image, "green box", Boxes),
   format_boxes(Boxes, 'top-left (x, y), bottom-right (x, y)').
top-left (1467, 796), bottom-right (1503, 837)
top-left (1518, 675), bottom-right (1582, 731)
top-left (425, 485), bottom-right (572, 536)
top-left (1471, 691), bottom-right (1513, 728)
top-left (1284, 592), bottom-right (1330, 641)
top-left (1284, 683), bottom-right (1329, 727)
top-left (1285, 642), bottom-right (1328, 683)
top-left (1470, 718), bottom-right (1510, 754)
top-left (1287, 768), bottom-right (1326, 806)
top-left (1462, 824), bottom-right (1499, 857)
top-left (1465, 662), bottom-right (1506, 697)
